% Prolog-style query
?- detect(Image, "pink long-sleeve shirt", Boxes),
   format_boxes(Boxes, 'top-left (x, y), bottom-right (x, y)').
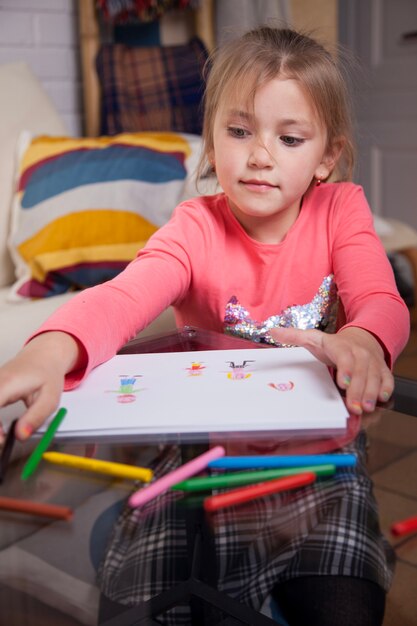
top-left (35, 182), bottom-right (410, 388)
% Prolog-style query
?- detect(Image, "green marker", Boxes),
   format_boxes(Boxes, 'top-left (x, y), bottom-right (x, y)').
top-left (172, 463), bottom-right (336, 492)
top-left (21, 408), bottom-right (67, 481)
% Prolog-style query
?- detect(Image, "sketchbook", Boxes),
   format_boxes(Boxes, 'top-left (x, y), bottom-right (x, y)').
top-left (40, 347), bottom-right (349, 440)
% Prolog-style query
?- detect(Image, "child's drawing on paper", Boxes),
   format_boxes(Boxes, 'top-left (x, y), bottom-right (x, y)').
top-left (106, 375), bottom-right (144, 403)
top-left (268, 381), bottom-right (295, 391)
top-left (186, 362), bottom-right (206, 377)
top-left (225, 360), bottom-right (255, 380)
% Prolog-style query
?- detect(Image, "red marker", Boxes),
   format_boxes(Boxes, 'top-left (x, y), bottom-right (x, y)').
top-left (204, 471), bottom-right (316, 512)
top-left (390, 515), bottom-right (417, 537)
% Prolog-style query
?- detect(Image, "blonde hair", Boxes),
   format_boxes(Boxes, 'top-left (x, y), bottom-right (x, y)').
top-left (198, 27), bottom-right (355, 182)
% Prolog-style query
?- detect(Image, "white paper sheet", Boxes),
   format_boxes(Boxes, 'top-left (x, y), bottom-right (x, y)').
top-left (41, 347), bottom-right (349, 439)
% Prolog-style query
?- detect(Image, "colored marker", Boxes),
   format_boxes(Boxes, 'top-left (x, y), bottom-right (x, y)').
top-left (178, 494), bottom-right (206, 509)
top-left (0, 496), bottom-right (73, 521)
top-left (128, 445), bottom-right (225, 508)
top-left (208, 453), bottom-right (357, 470)
top-left (390, 515), bottom-right (417, 537)
top-left (204, 472), bottom-right (316, 512)
top-left (42, 451), bottom-right (153, 482)
top-left (0, 419), bottom-right (17, 483)
top-left (21, 408), bottom-right (67, 481)
top-left (172, 463), bottom-right (336, 492)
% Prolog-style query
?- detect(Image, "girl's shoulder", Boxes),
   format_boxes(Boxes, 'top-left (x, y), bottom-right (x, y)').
top-left (316, 181), bottom-right (365, 201)
top-left (161, 193), bottom-right (229, 241)
top-left (176, 192), bottom-right (226, 211)
top-left (173, 192), bottom-right (228, 223)
top-left (310, 181), bottom-right (370, 216)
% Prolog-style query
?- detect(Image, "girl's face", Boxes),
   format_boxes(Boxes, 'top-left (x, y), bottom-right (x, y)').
top-left (211, 77), bottom-right (335, 244)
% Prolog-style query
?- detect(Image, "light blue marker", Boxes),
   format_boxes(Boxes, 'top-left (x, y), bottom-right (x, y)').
top-left (208, 453), bottom-right (357, 470)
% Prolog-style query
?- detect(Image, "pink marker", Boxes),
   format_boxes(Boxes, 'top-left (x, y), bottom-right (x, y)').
top-left (128, 445), bottom-right (226, 508)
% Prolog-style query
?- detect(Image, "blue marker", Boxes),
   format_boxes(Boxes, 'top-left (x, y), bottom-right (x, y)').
top-left (208, 453), bottom-right (357, 470)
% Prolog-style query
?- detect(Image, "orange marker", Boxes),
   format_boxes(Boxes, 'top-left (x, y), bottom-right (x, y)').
top-left (0, 496), bottom-right (73, 521)
top-left (204, 471), bottom-right (316, 512)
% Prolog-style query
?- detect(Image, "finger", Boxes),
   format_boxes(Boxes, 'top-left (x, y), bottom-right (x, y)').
top-left (15, 385), bottom-right (61, 441)
top-left (269, 327), bottom-right (304, 346)
top-left (270, 328), bottom-right (334, 365)
top-left (358, 362), bottom-right (385, 413)
top-left (378, 368), bottom-right (395, 404)
top-left (334, 350), bottom-right (355, 392)
top-left (351, 362), bottom-right (393, 412)
top-left (343, 350), bottom-right (371, 415)
top-left (25, 391), bottom-right (38, 408)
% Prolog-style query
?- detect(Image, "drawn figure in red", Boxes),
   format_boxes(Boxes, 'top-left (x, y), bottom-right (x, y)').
top-left (226, 360), bottom-right (255, 380)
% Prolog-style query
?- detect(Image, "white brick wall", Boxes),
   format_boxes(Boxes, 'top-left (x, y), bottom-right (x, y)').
top-left (0, 0), bottom-right (82, 135)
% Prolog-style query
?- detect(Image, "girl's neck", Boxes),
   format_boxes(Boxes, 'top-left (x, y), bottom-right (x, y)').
top-left (227, 197), bottom-right (303, 245)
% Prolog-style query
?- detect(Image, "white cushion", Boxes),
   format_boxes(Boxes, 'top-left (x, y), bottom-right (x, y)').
top-left (0, 63), bottom-right (67, 288)
top-left (0, 288), bottom-right (75, 366)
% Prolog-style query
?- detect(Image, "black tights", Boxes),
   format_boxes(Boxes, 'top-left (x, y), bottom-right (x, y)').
top-left (272, 576), bottom-right (386, 626)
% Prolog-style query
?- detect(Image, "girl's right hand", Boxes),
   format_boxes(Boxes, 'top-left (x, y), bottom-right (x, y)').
top-left (0, 332), bottom-right (81, 442)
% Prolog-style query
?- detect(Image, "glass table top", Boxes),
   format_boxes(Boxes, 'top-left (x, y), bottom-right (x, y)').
top-left (0, 327), bottom-right (415, 625)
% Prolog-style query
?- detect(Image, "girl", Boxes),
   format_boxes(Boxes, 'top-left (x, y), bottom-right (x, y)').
top-left (0, 27), bottom-right (410, 625)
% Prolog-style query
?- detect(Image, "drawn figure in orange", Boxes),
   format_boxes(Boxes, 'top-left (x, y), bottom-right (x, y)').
top-left (186, 362), bottom-right (206, 377)
top-left (226, 360), bottom-right (255, 380)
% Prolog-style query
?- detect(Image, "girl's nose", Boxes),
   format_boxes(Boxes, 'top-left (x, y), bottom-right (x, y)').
top-left (248, 139), bottom-right (273, 168)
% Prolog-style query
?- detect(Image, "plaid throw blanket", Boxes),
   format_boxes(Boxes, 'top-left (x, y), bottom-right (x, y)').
top-left (98, 0), bottom-right (198, 24)
top-left (96, 38), bottom-right (208, 135)
top-left (97, 433), bottom-right (395, 625)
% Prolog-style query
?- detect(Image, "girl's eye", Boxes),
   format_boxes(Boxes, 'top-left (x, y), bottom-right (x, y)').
top-left (227, 126), bottom-right (248, 138)
top-left (280, 135), bottom-right (303, 146)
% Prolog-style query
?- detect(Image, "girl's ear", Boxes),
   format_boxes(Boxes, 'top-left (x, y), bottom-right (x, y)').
top-left (208, 148), bottom-right (215, 169)
top-left (316, 138), bottom-right (344, 181)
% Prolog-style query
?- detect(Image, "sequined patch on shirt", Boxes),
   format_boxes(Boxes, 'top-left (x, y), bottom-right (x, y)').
top-left (224, 274), bottom-right (338, 344)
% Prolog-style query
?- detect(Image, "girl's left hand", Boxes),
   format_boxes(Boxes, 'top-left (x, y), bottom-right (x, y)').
top-left (269, 326), bottom-right (394, 415)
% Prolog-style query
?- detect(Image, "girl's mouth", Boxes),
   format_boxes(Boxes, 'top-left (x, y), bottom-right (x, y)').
top-left (241, 179), bottom-right (277, 192)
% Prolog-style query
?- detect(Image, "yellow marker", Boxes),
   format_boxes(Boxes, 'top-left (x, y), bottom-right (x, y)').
top-left (42, 451), bottom-right (153, 482)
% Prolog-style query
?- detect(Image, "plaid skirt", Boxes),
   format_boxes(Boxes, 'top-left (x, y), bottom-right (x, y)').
top-left (97, 431), bottom-right (395, 624)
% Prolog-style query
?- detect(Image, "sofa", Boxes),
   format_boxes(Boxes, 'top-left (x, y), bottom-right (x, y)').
top-left (0, 61), bottom-right (185, 625)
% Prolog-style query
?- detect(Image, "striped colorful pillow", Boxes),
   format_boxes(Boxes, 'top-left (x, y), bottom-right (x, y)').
top-left (8, 131), bottom-right (201, 300)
